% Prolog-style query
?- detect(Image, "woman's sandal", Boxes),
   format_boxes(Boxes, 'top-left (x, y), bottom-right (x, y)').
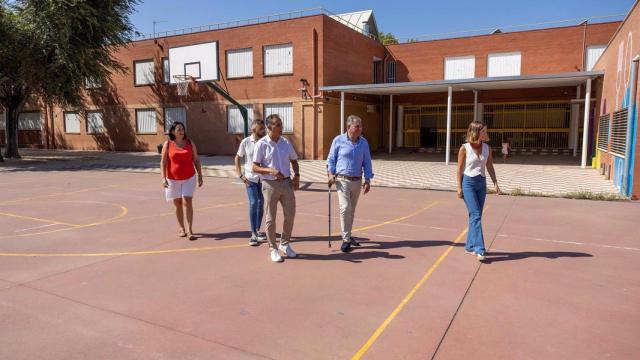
top-left (187, 232), bottom-right (197, 241)
top-left (178, 229), bottom-right (187, 237)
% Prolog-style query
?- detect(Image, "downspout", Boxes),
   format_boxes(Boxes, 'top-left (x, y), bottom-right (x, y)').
top-left (623, 55), bottom-right (639, 197)
top-left (581, 20), bottom-right (587, 71)
top-left (312, 28), bottom-right (318, 160)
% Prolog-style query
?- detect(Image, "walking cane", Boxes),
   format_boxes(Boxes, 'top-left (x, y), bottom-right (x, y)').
top-left (328, 183), bottom-right (332, 248)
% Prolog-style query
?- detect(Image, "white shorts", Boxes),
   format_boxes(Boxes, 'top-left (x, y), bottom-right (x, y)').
top-left (165, 175), bottom-right (197, 201)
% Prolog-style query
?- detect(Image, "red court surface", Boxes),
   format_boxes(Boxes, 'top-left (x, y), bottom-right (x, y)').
top-left (0, 170), bottom-right (638, 359)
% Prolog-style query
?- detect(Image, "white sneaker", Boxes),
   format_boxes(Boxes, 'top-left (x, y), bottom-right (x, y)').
top-left (257, 232), bottom-right (267, 241)
top-left (278, 244), bottom-right (297, 258)
top-left (477, 253), bottom-right (486, 261)
top-left (270, 249), bottom-right (283, 262)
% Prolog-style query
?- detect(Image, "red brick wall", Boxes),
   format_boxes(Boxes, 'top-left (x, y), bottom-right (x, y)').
top-left (593, 3), bottom-right (640, 198)
top-left (49, 15), bottom-right (328, 154)
top-left (321, 17), bottom-right (386, 86)
top-left (387, 22), bottom-right (620, 82)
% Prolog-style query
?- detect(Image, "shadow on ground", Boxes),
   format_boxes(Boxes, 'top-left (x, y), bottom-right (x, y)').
top-left (483, 251), bottom-right (593, 263)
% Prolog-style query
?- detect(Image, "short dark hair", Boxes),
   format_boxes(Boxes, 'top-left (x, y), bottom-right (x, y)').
top-left (265, 114), bottom-right (282, 126)
top-left (168, 121), bottom-right (188, 141)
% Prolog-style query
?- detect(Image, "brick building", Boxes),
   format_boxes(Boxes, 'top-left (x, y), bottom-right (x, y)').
top-left (1, 5), bottom-right (639, 197)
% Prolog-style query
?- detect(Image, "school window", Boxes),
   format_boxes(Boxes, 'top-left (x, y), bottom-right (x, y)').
top-left (227, 48), bottom-right (253, 78)
top-left (87, 111), bottom-right (105, 134)
top-left (487, 52), bottom-right (521, 77)
top-left (373, 60), bottom-right (383, 83)
top-left (164, 107), bottom-right (187, 132)
top-left (264, 44), bottom-right (293, 75)
top-left (387, 61), bottom-right (396, 83)
top-left (162, 58), bottom-right (170, 83)
top-left (227, 105), bottom-right (254, 134)
top-left (136, 109), bottom-right (157, 134)
top-left (263, 103), bottom-right (293, 133)
top-left (444, 55), bottom-right (475, 80)
top-left (64, 112), bottom-right (81, 134)
top-left (18, 112), bottom-right (42, 130)
top-left (134, 59), bottom-right (155, 85)
top-left (585, 45), bottom-right (606, 71)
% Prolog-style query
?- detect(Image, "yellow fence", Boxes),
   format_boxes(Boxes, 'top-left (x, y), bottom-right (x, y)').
top-left (403, 102), bottom-right (583, 149)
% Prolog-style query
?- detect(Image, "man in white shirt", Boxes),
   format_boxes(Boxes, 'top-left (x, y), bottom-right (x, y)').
top-left (235, 119), bottom-right (267, 246)
top-left (252, 114), bottom-right (300, 263)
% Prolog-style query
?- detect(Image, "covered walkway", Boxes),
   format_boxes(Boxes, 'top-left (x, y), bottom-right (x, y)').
top-left (321, 71), bottom-right (602, 168)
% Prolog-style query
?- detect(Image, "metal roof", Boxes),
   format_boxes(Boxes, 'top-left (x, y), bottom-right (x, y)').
top-left (320, 71), bottom-right (603, 95)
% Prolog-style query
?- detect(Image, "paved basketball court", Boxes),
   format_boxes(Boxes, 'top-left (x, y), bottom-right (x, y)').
top-left (0, 170), bottom-right (638, 359)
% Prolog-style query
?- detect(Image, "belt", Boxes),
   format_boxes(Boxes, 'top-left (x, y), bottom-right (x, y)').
top-left (265, 177), bottom-right (290, 181)
top-left (336, 174), bottom-right (362, 181)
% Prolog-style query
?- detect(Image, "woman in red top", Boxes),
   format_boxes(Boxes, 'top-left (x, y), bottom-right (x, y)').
top-left (160, 122), bottom-right (203, 240)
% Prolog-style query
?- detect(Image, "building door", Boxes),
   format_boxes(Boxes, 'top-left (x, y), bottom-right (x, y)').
top-left (302, 105), bottom-right (315, 159)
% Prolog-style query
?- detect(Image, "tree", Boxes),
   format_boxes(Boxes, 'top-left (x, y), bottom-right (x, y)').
top-left (378, 31), bottom-right (399, 45)
top-left (0, 0), bottom-right (138, 159)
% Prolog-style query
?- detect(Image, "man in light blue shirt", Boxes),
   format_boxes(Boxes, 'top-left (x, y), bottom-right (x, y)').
top-left (327, 115), bottom-right (374, 253)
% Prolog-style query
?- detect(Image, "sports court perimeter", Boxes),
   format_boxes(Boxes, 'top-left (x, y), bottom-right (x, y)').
top-left (0, 170), bottom-right (638, 359)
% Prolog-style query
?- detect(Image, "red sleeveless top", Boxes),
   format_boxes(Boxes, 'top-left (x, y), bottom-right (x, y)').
top-left (166, 140), bottom-right (196, 180)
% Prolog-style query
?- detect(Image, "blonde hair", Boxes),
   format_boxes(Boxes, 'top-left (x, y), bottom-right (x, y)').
top-left (466, 121), bottom-right (486, 143)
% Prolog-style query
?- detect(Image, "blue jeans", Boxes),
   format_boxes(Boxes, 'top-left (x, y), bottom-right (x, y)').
top-left (246, 180), bottom-right (264, 234)
top-left (462, 175), bottom-right (487, 255)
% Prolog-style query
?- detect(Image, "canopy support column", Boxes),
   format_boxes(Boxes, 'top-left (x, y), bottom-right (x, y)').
top-left (446, 86), bottom-right (453, 165)
top-left (340, 92), bottom-right (345, 134)
top-left (389, 94), bottom-right (393, 154)
top-left (581, 78), bottom-right (592, 168)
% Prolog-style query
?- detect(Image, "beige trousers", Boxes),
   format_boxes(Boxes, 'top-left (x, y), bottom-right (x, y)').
top-left (262, 179), bottom-right (296, 249)
top-left (336, 178), bottom-right (362, 242)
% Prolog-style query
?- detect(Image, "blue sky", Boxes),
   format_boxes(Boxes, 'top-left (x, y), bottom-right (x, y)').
top-left (131, 0), bottom-right (635, 39)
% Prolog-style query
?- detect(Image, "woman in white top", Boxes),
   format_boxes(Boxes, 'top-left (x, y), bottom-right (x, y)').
top-left (456, 121), bottom-right (501, 261)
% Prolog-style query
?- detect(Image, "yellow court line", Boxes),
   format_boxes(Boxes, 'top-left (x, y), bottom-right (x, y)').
top-left (0, 184), bottom-right (122, 206)
top-left (0, 201), bottom-right (242, 239)
top-left (349, 202), bottom-right (439, 236)
top-left (0, 201), bottom-right (439, 257)
top-left (0, 211), bottom-right (81, 228)
top-left (0, 202), bottom-right (130, 239)
top-left (352, 227), bottom-right (469, 360)
top-left (0, 243), bottom-right (249, 257)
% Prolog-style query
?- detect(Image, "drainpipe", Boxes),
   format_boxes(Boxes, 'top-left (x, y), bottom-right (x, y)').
top-left (581, 20), bottom-right (588, 71)
top-left (622, 55), bottom-right (639, 196)
top-left (312, 28), bottom-right (318, 159)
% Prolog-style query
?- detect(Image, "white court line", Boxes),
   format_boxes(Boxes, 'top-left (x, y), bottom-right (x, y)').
top-left (498, 234), bottom-right (640, 252)
top-left (14, 223), bottom-right (61, 233)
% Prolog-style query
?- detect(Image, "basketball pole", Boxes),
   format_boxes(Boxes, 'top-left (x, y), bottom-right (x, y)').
top-left (205, 82), bottom-right (249, 137)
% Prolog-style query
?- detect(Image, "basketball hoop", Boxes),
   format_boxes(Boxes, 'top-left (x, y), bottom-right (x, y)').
top-left (173, 75), bottom-right (194, 97)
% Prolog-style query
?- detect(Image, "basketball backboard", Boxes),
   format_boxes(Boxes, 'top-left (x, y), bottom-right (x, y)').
top-left (168, 41), bottom-right (219, 84)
